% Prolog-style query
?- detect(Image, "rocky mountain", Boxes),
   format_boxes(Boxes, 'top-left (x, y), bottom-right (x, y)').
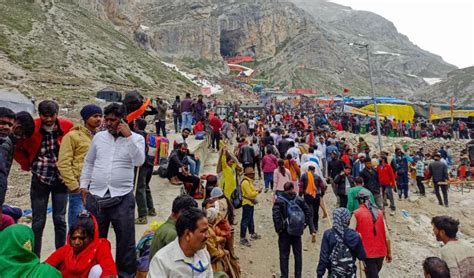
top-left (0, 0), bottom-right (459, 100)
top-left (0, 0), bottom-right (197, 103)
top-left (413, 66), bottom-right (474, 105)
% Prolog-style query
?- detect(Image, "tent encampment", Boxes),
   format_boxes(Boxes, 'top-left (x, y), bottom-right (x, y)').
top-left (0, 88), bottom-right (36, 115)
top-left (96, 88), bottom-right (122, 102)
top-left (361, 104), bottom-right (415, 122)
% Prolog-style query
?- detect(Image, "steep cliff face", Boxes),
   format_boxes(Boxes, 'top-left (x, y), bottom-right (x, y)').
top-left (413, 67), bottom-right (474, 104)
top-left (1, 0), bottom-right (459, 99)
top-left (216, 1), bottom-right (308, 59)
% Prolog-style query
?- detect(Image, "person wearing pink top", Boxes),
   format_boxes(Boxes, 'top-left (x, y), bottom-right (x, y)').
top-left (261, 148), bottom-right (279, 192)
top-left (273, 160), bottom-right (292, 196)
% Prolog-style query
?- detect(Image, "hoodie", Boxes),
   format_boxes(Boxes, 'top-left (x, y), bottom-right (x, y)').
top-left (316, 228), bottom-right (366, 278)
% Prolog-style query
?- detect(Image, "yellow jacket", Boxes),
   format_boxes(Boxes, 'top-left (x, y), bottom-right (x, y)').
top-left (241, 176), bottom-right (258, 206)
top-left (221, 153), bottom-right (237, 199)
top-left (57, 125), bottom-right (93, 191)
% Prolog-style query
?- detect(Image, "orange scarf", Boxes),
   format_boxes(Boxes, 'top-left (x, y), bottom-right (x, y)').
top-left (306, 171), bottom-right (317, 198)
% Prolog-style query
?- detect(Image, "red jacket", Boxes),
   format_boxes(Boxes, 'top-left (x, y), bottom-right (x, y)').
top-left (209, 116), bottom-right (223, 133)
top-left (377, 163), bottom-right (396, 187)
top-left (14, 117), bottom-right (74, 171)
top-left (355, 205), bottom-right (388, 258)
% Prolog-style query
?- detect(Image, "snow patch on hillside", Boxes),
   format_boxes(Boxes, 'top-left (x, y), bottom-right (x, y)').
top-left (161, 62), bottom-right (223, 95)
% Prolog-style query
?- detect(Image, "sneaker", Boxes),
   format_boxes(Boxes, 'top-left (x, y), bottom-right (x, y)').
top-left (250, 233), bottom-right (261, 240)
top-left (239, 238), bottom-right (252, 247)
top-left (264, 188), bottom-right (269, 193)
top-left (311, 233), bottom-right (317, 243)
top-left (390, 211), bottom-right (395, 216)
top-left (135, 217), bottom-right (148, 225)
top-left (148, 209), bottom-right (157, 217)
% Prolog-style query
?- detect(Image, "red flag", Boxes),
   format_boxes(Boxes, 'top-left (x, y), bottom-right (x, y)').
top-left (127, 98), bottom-right (151, 123)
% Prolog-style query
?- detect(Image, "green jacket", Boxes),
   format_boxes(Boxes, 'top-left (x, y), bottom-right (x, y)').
top-left (347, 186), bottom-right (376, 214)
top-left (149, 218), bottom-right (177, 259)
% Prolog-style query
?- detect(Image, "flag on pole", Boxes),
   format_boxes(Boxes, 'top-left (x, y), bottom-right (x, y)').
top-left (450, 96), bottom-right (454, 121)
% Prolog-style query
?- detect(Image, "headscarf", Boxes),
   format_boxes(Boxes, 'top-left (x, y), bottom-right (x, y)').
top-left (357, 189), bottom-right (379, 222)
top-left (0, 224), bottom-right (61, 278)
top-left (45, 213), bottom-right (115, 277)
top-left (206, 207), bottom-right (219, 224)
top-left (332, 208), bottom-right (351, 243)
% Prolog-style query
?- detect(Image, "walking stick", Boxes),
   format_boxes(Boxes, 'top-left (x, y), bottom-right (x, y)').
top-left (320, 198), bottom-right (331, 225)
top-left (134, 166), bottom-right (141, 195)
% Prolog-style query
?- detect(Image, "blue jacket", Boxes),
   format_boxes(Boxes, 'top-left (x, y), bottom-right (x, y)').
top-left (352, 160), bottom-right (365, 178)
top-left (317, 228), bottom-right (366, 278)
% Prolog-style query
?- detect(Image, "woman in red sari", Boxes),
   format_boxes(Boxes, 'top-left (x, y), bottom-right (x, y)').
top-left (46, 212), bottom-right (117, 278)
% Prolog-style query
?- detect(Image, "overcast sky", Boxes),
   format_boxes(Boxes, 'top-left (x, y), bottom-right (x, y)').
top-left (330, 0), bottom-right (474, 69)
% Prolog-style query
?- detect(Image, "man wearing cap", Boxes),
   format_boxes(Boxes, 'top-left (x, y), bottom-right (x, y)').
top-left (428, 153), bottom-right (449, 207)
top-left (240, 167), bottom-right (262, 247)
top-left (58, 104), bottom-right (103, 228)
top-left (14, 100), bottom-right (74, 257)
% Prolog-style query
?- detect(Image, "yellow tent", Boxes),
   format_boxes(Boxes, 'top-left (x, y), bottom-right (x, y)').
top-left (430, 110), bottom-right (474, 121)
top-left (361, 104), bottom-right (415, 122)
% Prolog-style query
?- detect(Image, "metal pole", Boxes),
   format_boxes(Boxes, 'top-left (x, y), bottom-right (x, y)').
top-left (366, 44), bottom-right (383, 153)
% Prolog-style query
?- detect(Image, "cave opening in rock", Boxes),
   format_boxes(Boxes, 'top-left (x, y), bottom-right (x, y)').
top-left (220, 29), bottom-right (244, 57)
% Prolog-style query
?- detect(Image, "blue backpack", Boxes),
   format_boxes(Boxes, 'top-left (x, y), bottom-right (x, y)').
top-left (278, 196), bottom-right (305, 236)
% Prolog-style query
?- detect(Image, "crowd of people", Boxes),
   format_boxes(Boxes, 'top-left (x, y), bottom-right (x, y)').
top-left (0, 93), bottom-right (473, 278)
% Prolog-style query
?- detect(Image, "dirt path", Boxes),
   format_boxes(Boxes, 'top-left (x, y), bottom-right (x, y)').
top-left (8, 135), bottom-right (474, 277)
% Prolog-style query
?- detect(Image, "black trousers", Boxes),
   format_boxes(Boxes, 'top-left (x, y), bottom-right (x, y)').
top-left (365, 257), bottom-right (384, 278)
top-left (278, 232), bottom-right (302, 278)
top-left (434, 181), bottom-right (448, 206)
top-left (211, 131), bottom-right (221, 149)
top-left (253, 156), bottom-right (262, 178)
top-left (86, 191), bottom-right (136, 277)
top-left (338, 194), bottom-right (348, 208)
top-left (240, 205), bottom-right (255, 238)
top-left (416, 176), bottom-right (425, 195)
top-left (135, 164), bottom-right (154, 217)
top-left (304, 194), bottom-right (320, 233)
top-left (30, 175), bottom-right (67, 257)
top-left (155, 120), bottom-right (167, 137)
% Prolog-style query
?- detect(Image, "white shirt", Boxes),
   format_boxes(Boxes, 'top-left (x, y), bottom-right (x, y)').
top-left (248, 119), bottom-right (256, 129)
top-left (80, 131), bottom-right (145, 197)
top-left (286, 147), bottom-right (301, 165)
top-left (301, 161), bottom-right (325, 183)
top-left (148, 238), bottom-right (213, 278)
top-left (316, 142), bottom-right (327, 159)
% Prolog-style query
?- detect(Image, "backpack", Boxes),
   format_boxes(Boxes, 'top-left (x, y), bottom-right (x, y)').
top-left (146, 134), bottom-right (159, 165)
top-left (156, 157), bottom-right (169, 178)
top-left (277, 196), bottom-right (305, 236)
top-left (229, 180), bottom-right (243, 209)
top-left (195, 131), bottom-right (206, 140)
top-left (136, 231), bottom-right (154, 272)
top-left (329, 233), bottom-right (356, 278)
top-left (158, 137), bottom-right (169, 161)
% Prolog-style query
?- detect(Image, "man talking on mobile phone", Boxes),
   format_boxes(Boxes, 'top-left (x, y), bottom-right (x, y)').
top-left (80, 103), bottom-right (145, 277)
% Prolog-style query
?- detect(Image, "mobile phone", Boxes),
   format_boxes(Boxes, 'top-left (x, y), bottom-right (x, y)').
top-left (118, 119), bottom-right (127, 137)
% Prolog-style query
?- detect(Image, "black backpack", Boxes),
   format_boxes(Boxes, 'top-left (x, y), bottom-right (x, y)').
top-left (156, 158), bottom-right (169, 178)
top-left (329, 231), bottom-right (356, 278)
top-left (227, 179), bottom-right (243, 209)
top-left (278, 196), bottom-right (305, 236)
